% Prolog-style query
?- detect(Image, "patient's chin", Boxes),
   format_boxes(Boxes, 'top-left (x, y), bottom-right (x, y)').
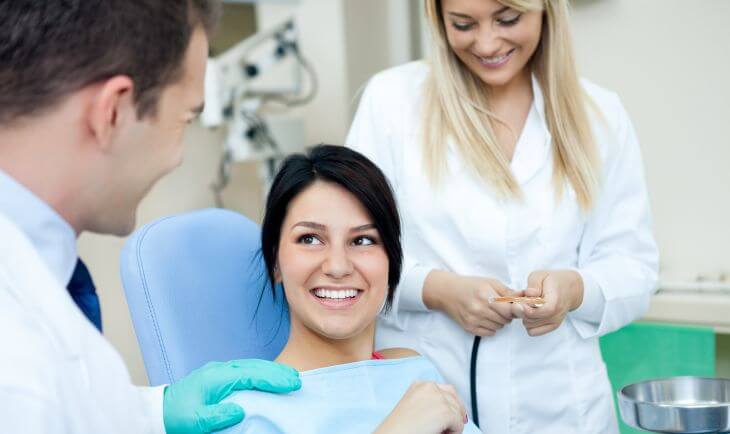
top-left (315, 317), bottom-right (372, 341)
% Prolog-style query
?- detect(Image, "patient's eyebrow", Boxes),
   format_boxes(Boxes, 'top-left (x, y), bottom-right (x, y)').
top-left (293, 221), bottom-right (326, 230)
top-left (292, 222), bottom-right (376, 232)
top-left (351, 223), bottom-right (376, 232)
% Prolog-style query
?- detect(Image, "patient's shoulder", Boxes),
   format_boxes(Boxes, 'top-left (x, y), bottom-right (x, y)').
top-left (377, 347), bottom-right (420, 359)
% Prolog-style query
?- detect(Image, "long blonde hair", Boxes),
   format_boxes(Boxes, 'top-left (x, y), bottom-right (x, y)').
top-left (423, 0), bottom-right (599, 210)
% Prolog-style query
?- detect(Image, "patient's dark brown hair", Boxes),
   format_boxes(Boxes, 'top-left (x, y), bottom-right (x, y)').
top-left (260, 144), bottom-right (403, 313)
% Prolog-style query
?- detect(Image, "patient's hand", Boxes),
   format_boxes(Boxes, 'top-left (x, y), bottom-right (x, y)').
top-left (373, 381), bottom-right (467, 434)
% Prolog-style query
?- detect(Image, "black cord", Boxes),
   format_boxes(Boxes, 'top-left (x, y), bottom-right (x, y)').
top-left (470, 335), bottom-right (481, 428)
top-left (211, 148), bottom-right (232, 208)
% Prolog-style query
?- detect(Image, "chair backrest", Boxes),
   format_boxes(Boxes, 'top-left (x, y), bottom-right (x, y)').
top-left (120, 208), bottom-right (289, 385)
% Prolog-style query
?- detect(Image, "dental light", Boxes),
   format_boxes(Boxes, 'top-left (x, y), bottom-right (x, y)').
top-left (202, 15), bottom-right (317, 206)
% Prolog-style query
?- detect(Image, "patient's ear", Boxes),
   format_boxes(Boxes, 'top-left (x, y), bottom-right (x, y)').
top-left (274, 264), bottom-right (282, 283)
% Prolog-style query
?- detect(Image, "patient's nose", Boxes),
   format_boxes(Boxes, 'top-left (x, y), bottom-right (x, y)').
top-left (322, 245), bottom-right (353, 279)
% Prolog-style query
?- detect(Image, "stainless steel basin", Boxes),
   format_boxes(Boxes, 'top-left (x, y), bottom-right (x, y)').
top-left (618, 377), bottom-right (730, 433)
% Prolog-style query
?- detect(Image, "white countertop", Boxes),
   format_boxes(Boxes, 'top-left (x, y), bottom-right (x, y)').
top-left (643, 290), bottom-right (730, 333)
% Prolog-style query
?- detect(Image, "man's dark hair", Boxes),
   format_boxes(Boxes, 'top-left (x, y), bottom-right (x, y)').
top-left (260, 144), bottom-right (403, 313)
top-left (0, 0), bottom-right (221, 126)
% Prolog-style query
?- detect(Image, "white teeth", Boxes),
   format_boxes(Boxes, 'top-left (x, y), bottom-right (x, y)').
top-left (313, 288), bottom-right (359, 300)
top-left (478, 50), bottom-right (512, 64)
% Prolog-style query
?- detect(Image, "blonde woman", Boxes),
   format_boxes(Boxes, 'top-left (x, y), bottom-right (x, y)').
top-left (346, 0), bottom-right (658, 433)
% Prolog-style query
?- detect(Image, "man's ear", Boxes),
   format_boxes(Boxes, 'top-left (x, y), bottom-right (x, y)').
top-left (86, 75), bottom-right (135, 151)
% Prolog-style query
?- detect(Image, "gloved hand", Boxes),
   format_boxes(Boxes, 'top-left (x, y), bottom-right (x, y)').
top-left (163, 359), bottom-right (301, 434)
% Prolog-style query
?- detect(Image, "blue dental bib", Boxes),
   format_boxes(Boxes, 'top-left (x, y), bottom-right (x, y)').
top-left (220, 356), bottom-right (481, 434)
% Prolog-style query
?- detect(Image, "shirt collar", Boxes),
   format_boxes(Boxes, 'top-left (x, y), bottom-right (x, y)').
top-left (0, 169), bottom-right (77, 286)
top-left (508, 74), bottom-right (551, 186)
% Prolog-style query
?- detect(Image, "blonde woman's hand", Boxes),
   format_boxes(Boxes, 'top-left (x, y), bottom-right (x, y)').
top-left (374, 381), bottom-right (467, 434)
top-left (423, 270), bottom-right (517, 336)
top-left (518, 269), bottom-right (584, 336)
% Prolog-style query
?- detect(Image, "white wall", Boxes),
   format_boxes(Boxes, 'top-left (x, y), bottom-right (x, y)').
top-left (343, 0), bottom-right (415, 106)
top-left (570, 0), bottom-right (730, 282)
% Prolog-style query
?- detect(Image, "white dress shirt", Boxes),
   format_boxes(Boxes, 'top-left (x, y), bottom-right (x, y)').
top-left (0, 169), bottom-right (166, 434)
top-left (347, 61), bottom-right (659, 434)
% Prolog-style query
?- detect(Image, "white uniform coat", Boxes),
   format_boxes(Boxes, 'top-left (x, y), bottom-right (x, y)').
top-left (346, 61), bottom-right (659, 434)
top-left (0, 176), bottom-right (165, 434)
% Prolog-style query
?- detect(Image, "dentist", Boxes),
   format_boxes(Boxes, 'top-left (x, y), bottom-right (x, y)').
top-left (347, 0), bottom-right (659, 433)
top-left (0, 1), bottom-right (300, 433)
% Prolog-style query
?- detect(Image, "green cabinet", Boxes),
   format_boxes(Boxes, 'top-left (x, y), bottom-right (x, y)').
top-left (600, 322), bottom-right (716, 434)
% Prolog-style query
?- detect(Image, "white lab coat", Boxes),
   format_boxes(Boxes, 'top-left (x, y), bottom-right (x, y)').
top-left (0, 214), bottom-right (166, 434)
top-left (346, 61), bottom-right (659, 434)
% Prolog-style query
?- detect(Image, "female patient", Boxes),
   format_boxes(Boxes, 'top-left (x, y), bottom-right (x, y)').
top-left (222, 145), bottom-right (480, 434)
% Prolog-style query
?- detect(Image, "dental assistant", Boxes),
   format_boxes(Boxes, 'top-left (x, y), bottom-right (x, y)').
top-left (346, 0), bottom-right (658, 433)
top-left (0, 2), bottom-right (299, 433)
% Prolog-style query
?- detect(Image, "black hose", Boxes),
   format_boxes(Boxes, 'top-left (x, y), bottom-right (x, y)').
top-left (470, 335), bottom-right (481, 428)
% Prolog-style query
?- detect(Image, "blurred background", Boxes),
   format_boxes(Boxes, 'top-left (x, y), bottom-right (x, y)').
top-left (77, 0), bottom-right (730, 389)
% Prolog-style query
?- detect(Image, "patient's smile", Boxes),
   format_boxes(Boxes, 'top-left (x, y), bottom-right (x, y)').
top-left (311, 287), bottom-right (364, 308)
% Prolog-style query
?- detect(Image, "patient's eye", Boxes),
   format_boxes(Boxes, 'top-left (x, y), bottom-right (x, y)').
top-left (298, 234), bottom-right (323, 245)
top-left (352, 236), bottom-right (376, 246)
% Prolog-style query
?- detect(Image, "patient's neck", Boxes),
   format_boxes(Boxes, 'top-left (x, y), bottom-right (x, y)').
top-left (276, 320), bottom-right (376, 372)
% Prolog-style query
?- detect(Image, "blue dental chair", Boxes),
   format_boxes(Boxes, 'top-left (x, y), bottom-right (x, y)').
top-left (120, 208), bottom-right (289, 386)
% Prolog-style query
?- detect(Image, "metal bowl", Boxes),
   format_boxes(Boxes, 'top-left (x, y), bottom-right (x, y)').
top-left (618, 377), bottom-right (730, 433)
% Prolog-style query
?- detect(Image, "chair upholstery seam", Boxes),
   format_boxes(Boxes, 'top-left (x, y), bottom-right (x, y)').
top-left (135, 215), bottom-right (178, 383)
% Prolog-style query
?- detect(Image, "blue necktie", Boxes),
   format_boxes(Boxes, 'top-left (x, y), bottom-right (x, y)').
top-left (67, 258), bottom-right (102, 331)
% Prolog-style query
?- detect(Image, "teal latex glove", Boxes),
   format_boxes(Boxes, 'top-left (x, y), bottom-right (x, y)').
top-left (163, 359), bottom-right (301, 434)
